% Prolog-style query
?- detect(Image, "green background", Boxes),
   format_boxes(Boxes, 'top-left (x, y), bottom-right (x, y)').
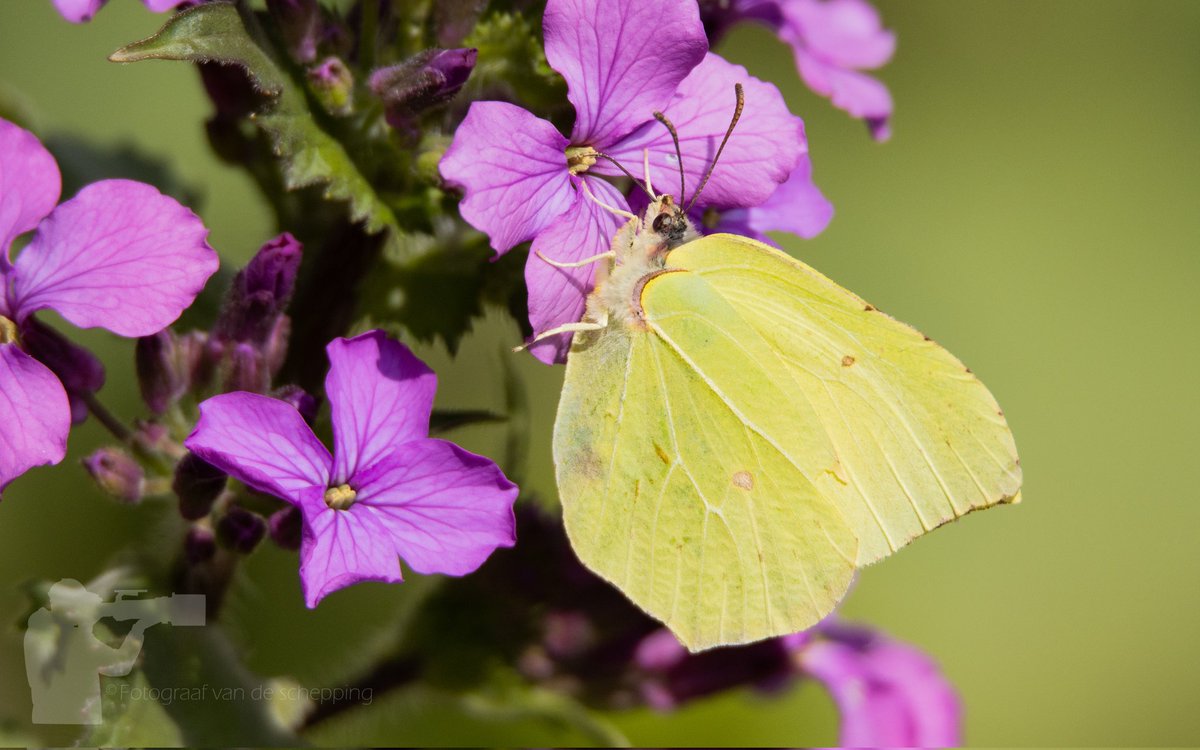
top-left (1, 0), bottom-right (1198, 745)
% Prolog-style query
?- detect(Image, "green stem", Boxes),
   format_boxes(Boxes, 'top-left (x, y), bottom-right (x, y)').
top-left (360, 0), bottom-right (379, 70)
top-left (82, 392), bottom-right (132, 442)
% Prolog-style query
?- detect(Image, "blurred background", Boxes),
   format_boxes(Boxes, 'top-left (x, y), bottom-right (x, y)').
top-left (1, 0), bottom-right (1198, 745)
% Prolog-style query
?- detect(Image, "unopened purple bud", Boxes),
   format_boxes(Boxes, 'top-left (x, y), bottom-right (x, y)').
top-left (635, 629), bottom-right (687, 671)
top-left (370, 48), bottom-right (476, 131)
top-left (136, 330), bottom-right (189, 414)
top-left (543, 611), bottom-right (596, 659)
top-left (308, 56), bottom-right (355, 116)
top-left (222, 343), bottom-right (268, 393)
top-left (180, 330), bottom-right (216, 392)
top-left (214, 233), bottom-right (303, 345)
top-left (132, 420), bottom-right (173, 456)
top-left (267, 506), bottom-right (303, 550)
top-left (184, 525), bottom-right (217, 565)
top-left (262, 315), bottom-right (291, 378)
top-left (82, 448), bottom-right (145, 504)
top-left (217, 506), bottom-right (267, 554)
top-left (272, 384), bottom-right (319, 425)
top-left (174, 452), bottom-right (227, 520)
top-left (266, 0), bottom-right (321, 63)
top-left (20, 319), bottom-right (105, 413)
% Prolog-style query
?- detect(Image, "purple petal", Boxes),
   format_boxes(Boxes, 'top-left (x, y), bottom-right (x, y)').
top-left (296, 486), bottom-right (404, 608)
top-left (714, 154), bottom-right (833, 241)
top-left (793, 49), bottom-right (892, 138)
top-left (783, 0), bottom-right (895, 70)
top-left (142, 0), bottom-right (186, 11)
top-left (0, 343), bottom-right (69, 495)
top-left (350, 439), bottom-right (517, 576)
top-left (50, 0), bottom-right (106, 23)
top-left (862, 641), bottom-right (962, 747)
top-left (604, 53), bottom-right (804, 210)
top-left (326, 331), bottom-right (437, 483)
top-left (0, 119), bottom-right (61, 263)
top-left (800, 636), bottom-right (961, 747)
top-left (440, 102), bottom-right (574, 253)
top-left (185, 392), bottom-right (332, 503)
top-left (19, 319), bottom-right (106, 424)
top-left (524, 176), bottom-right (628, 364)
top-left (9, 180), bottom-right (217, 336)
top-left (543, 0), bottom-right (708, 147)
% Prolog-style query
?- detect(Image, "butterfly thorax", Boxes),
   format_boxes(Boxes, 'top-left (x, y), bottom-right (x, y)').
top-left (587, 196), bottom-right (700, 330)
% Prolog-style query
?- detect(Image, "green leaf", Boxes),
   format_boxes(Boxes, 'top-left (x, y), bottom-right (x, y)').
top-left (86, 671), bottom-right (185, 747)
top-left (302, 677), bottom-right (629, 747)
top-left (111, 2), bottom-right (409, 257)
top-left (109, 3), bottom-right (284, 94)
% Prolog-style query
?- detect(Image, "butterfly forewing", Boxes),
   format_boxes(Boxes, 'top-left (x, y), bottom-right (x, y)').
top-left (663, 234), bottom-right (1022, 565)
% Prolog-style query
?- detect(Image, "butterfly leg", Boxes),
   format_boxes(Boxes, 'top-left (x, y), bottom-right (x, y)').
top-left (580, 178), bottom-right (637, 221)
top-left (535, 250), bottom-right (616, 268)
top-left (513, 312), bottom-right (610, 352)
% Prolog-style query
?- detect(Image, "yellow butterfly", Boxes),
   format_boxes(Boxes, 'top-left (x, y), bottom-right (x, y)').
top-left (530, 92), bottom-right (1021, 652)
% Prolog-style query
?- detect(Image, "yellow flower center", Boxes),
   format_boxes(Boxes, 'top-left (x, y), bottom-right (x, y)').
top-left (0, 316), bottom-right (17, 345)
top-left (565, 146), bottom-right (598, 175)
top-left (324, 484), bottom-right (357, 510)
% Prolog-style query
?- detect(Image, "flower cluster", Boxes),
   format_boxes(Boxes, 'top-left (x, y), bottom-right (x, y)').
top-left (5, 0), bottom-right (962, 745)
top-left (441, 0), bottom-right (837, 363)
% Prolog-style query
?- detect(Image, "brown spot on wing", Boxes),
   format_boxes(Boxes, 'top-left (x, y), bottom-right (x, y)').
top-left (841, 355), bottom-right (856, 367)
top-left (654, 443), bottom-right (671, 465)
top-left (732, 471), bottom-right (754, 490)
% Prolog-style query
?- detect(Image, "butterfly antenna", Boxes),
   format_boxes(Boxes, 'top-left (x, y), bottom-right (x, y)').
top-left (591, 152), bottom-right (657, 201)
top-left (685, 83), bottom-right (744, 214)
top-left (653, 111), bottom-right (687, 205)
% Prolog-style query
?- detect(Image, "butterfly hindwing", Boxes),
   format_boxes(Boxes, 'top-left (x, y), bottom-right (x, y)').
top-left (662, 234), bottom-right (1022, 565)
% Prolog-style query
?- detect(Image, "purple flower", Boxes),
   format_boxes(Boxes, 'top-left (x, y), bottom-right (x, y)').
top-left (184, 331), bottom-right (518, 607)
top-left (797, 624), bottom-right (961, 747)
top-left (51, 0), bottom-right (186, 23)
top-left (705, 0), bottom-right (896, 140)
top-left (628, 619), bottom-right (961, 746)
top-left (440, 0), bottom-right (808, 363)
top-left (0, 118), bottom-right (217, 495)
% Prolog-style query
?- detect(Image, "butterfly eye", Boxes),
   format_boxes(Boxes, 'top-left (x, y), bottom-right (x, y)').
top-left (652, 212), bottom-right (671, 233)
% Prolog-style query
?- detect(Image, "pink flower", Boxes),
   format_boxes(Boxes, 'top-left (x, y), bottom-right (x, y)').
top-left (184, 331), bottom-right (518, 607)
top-left (705, 0), bottom-right (896, 140)
top-left (0, 118), bottom-right (217, 495)
top-left (440, 0), bottom-right (808, 363)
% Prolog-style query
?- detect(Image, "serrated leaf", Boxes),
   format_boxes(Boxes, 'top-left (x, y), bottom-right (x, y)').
top-left (111, 2), bottom-right (408, 257)
top-left (109, 3), bottom-right (284, 94)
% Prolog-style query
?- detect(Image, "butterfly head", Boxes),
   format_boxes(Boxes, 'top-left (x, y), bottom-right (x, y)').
top-left (645, 194), bottom-right (697, 247)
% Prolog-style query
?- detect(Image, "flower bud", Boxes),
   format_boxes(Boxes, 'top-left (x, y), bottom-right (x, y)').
top-left (180, 330), bottom-right (217, 393)
top-left (136, 330), bottom-right (189, 414)
top-left (217, 506), bottom-right (267, 554)
top-left (174, 452), bottom-right (227, 520)
top-left (20, 319), bottom-right (105, 415)
top-left (266, 0), bottom-right (321, 63)
top-left (308, 56), bottom-right (355, 116)
top-left (267, 506), bottom-right (303, 550)
top-left (184, 525), bottom-right (217, 565)
top-left (131, 420), bottom-right (173, 456)
top-left (272, 384), bottom-right (319, 425)
top-left (214, 233), bottom-right (303, 345)
top-left (370, 48), bottom-right (476, 131)
top-left (82, 448), bottom-right (145, 504)
top-left (262, 315), bottom-right (291, 379)
top-left (222, 343), bottom-right (268, 393)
